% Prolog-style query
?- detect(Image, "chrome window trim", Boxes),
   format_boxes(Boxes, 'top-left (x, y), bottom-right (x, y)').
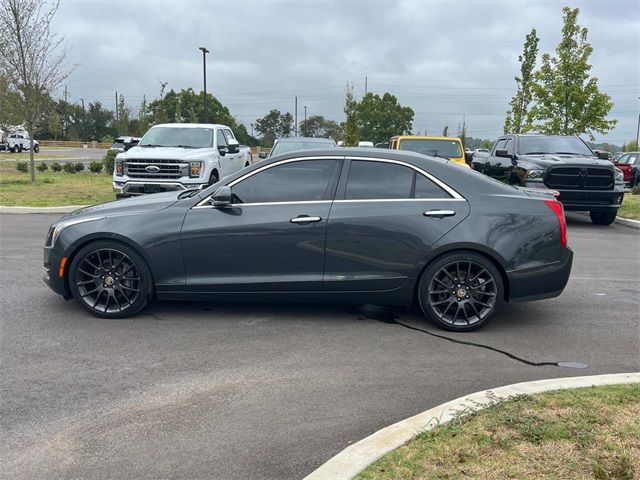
top-left (194, 155), bottom-right (466, 209)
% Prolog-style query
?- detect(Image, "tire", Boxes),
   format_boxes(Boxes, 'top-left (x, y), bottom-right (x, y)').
top-left (10, 144), bottom-right (17, 153)
top-left (208, 170), bottom-right (219, 186)
top-left (590, 210), bottom-right (617, 225)
top-left (417, 252), bottom-right (504, 332)
top-left (68, 240), bottom-right (153, 319)
top-left (34, 145), bottom-right (39, 153)
top-left (245, 162), bottom-right (250, 168)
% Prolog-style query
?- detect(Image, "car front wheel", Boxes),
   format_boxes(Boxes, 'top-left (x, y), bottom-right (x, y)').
top-left (34, 145), bottom-right (39, 153)
top-left (418, 252), bottom-right (504, 332)
top-left (590, 210), bottom-right (617, 225)
top-left (69, 241), bottom-right (152, 318)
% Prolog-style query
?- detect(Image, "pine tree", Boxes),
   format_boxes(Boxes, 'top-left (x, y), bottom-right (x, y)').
top-left (342, 83), bottom-right (359, 146)
top-left (504, 28), bottom-right (539, 134)
top-left (528, 7), bottom-right (616, 140)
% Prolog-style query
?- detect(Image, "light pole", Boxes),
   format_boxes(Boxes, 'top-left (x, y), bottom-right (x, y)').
top-left (199, 46), bottom-right (210, 122)
top-left (636, 97), bottom-right (640, 149)
top-left (250, 123), bottom-right (254, 137)
top-left (304, 106), bottom-right (307, 123)
top-left (114, 91), bottom-right (118, 125)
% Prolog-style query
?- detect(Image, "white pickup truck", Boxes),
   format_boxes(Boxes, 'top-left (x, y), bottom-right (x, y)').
top-left (112, 123), bottom-right (252, 198)
top-left (0, 127), bottom-right (40, 153)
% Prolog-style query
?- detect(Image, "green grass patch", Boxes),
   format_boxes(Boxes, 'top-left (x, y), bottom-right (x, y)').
top-left (0, 161), bottom-right (113, 206)
top-left (356, 384), bottom-right (640, 480)
top-left (0, 152), bottom-right (66, 161)
top-left (619, 193), bottom-right (640, 220)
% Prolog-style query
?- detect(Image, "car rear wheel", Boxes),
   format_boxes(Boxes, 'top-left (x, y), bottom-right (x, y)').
top-left (69, 241), bottom-right (152, 318)
top-left (34, 145), bottom-right (39, 153)
top-left (418, 252), bottom-right (503, 332)
top-left (589, 210), bottom-right (617, 225)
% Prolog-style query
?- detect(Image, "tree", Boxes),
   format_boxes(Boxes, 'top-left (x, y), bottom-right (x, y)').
top-left (457, 116), bottom-right (467, 149)
top-left (527, 7), bottom-right (616, 140)
top-left (0, 74), bottom-right (22, 127)
top-left (254, 109), bottom-right (293, 146)
top-left (85, 101), bottom-right (114, 141)
top-left (623, 140), bottom-right (639, 152)
top-left (504, 28), bottom-right (539, 134)
top-left (356, 92), bottom-right (414, 144)
top-left (0, 0), bottom-right (76, 181)
top-left (115, 94), bottom-right (130, 135)
top-left (342, 83), bottom-right (359, 146)
top-left (481, 139), bottom-right (493, 149)
top-left (299, 115), bottom-right (343, 141)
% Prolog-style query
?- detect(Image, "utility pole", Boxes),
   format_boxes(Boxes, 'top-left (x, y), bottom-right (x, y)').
top-left (294, 96), bottom-right (298, 137)
top-left (304, 106), bottom-right (307, 123)
top-left (250, 123), bottom-right (254, 137)
top-left (64, 85), bottom-right (68, 103)
top-left (199, 46), bottom-right (210, 123)
top-left (80, 98), bottom-right (85, 111)
top-left (636, 97), bottom-right (640, 149)
top-left (364, 76), bottom-right (367, 95)
top-left (114, 91), bottom-right (119, 124)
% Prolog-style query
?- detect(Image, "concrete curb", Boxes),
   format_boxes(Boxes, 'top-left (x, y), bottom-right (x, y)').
top-left (615, 216), bottom-right (640, 228)
top-left (0, 205), bottom-right (87, 214)
top-left (304, 372), bottom-right (640, 480)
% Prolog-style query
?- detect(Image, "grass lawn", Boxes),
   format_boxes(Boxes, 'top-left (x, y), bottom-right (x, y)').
top-left (0, 161), bottom-right (114, 207)
top-left (0, 152), bottom-right (67, 161)
top-left (619, 193), bottom-right (640, 220)
top-left (356, 383), bottom-right (640, 480)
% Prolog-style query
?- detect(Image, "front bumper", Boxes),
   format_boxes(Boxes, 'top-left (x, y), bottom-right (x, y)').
top-left (113, 181), bottom-right (207, 198)
top-left (507, 247), bottom-right (573, 302)
top-left (43, 246), bottom-right (71, 299)
top-left (525, 183), bottom-right (625, 212)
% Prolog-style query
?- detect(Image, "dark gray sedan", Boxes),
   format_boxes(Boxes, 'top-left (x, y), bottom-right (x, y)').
top-left (43, 149), bottom-right (572, 331)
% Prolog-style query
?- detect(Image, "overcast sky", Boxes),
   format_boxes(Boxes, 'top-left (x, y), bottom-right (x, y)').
top-left (55, 0), bottom-right (639, 144)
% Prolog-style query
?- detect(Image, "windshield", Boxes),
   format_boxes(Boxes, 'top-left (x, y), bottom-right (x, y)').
top-left (398, 139), bottom-right (462, 158)
top-left (139, 127), bottom-right (213, 148)
top-left (518, 136), bottom-right (593, 156)
top-left (619, 154), bottom-right (638, 165)
top-left (270, 140), bottom-right (335, 156)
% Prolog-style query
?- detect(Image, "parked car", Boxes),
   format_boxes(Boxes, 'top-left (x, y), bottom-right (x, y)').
top-left (611, 152), bottom-right (625, 163)
top-left (614, 152), bottom-right (640, 186)
top-left (388, 135), bottom-right (470, 168)
top-left (43, 148), bottom-right (572, 332)
top-left (6, 132), bottom-right (39, 153)
top-left (375, 142), bottom-right (389, 149)
top-left (258, 137), bottom-right (336, 159)
top-left (473, 134), bottom-right (624, 225)
top-left (474, 148), bottom-right (490, 155)
top-left (112, 123), bottom-right (252, 198)
top-left (358, 141), bottom-right (375, 148)
top-left (110, 136), bottom-right (141, 153)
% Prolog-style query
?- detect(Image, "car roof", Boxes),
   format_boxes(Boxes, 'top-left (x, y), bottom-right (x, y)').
top-left (274, 137), bottom-right (335, 143)
top-left (390, 135), bottom-right (462, 142)
top-left (151, 123), bottom-right (228, 129)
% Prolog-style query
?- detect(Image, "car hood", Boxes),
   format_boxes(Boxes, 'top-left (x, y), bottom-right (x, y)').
top-left (118, 146), bottom-right (213, 161)
top-left (63, 191), bottom-right (181, 219)
top-left (519, 154), bottom-right (614, 168)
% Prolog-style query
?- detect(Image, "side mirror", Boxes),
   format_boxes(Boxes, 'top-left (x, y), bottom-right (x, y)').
top-left (258, 152), bottom-right (267, 159)
top-left (227, 140), bottom-right (240, 154)
top-left (597, 151), bottom-right (610, 160)
top-left (464, 152), bottom-right (473, 164)
top-left (210, 186), bottom-right (231, 207)
top-left (217, 145), bottom-right (228, 156)
top-left (123, 142), bottom-right (133, 152)
top-left (495, 149), bottom-right (512, 159)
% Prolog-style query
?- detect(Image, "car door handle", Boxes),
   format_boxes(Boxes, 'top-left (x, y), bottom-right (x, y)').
top-left (424, 210), bottom-right (456, 218)
top-left (290, 215), bottom-right (322, 224)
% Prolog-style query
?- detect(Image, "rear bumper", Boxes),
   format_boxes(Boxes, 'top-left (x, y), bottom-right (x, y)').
top-left (507, 247), bottom-right (573, 302)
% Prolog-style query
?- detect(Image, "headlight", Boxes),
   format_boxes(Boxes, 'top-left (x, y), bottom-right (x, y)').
top-left (527, 169), bottom-right (544, 179)
top-left (46, 216), bottom-right (105, 248)
top-left (614, 168), bottom-right (623, 184)
top-left (190, 161), bottom-right (203, 178)
top-left (115, 161), bottom-right (123, 176)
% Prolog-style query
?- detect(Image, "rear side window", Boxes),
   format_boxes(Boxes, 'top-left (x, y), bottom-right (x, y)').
top-left (346, 161), bottom-right (413, 199)
top-left (232, 160), bottom-right (339, 204)
top-left (414, 174), bottom-right (450, 198)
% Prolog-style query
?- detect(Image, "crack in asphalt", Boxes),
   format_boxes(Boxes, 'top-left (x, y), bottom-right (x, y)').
top-left (350, 305), bottom-right (588, 369)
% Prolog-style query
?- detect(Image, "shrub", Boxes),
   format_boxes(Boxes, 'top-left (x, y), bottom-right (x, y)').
top-left (50, 162), bottom-right (62, 172)
top-left (632, 185), bottom-right (640, 196)
top-left (103, 150), bottom-right (117, 174)
top-left (74, 162), bottom-right (85, 172)
top-left (62, 162), bottom-right (77, 174)
top-left (36, 162), bottom-right (49, 172)
top-left (89, 160), bottom-right (103, 173)
top-left (101, 135), bottom-right (115, 144)
top-left (16, 161), bottom-right (28, 173)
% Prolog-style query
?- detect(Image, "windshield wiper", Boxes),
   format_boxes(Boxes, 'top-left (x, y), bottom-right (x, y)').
top-left (522, 151), bottom-right (550, 155)
top-left (553, 152), bottom-right (590, 156)
top-left (174, 145), bottom-right (197, 149)
top-left (178, 189), bottom-right (199, 199)
top-left (139, 144), bottom-right (159, 148)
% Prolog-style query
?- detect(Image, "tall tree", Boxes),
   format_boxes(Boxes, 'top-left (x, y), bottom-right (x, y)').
top-left (299, 115), bottom-right (343, 141)
top-left (342, 83), bottom-right (359, 147)
top-left (504, 28), bottom-right (539, 134)
top-left (527, 7), bottom-right (616, 140)
top-left (0, 0), bottom-right (76, 181)
top-left (254, 109), bottom-right (293, 146)
top-left (356, 92), bottom-right (413, 144)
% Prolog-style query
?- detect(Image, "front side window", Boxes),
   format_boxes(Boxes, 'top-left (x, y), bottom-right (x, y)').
top-left (216, 130), bottom-right (228, 148)
top-left (620, 154), bottom-right (638, 165)
top-left (231, 160), bottom-right (339, 204)
top-left (222, 129), bottom-right (235, 143)
top-left (493, 138), bottom-right (507, 153)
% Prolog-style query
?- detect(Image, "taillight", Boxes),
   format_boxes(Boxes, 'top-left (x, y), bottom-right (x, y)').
top-left (544, 199), bottom-right (567, 247)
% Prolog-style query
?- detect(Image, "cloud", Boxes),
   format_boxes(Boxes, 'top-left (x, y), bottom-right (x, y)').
top-left (54, 0), bottom-right (639, 144)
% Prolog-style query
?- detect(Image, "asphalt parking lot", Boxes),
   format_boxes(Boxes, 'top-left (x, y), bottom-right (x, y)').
top-left (0, 147), bottom-right (105, 165)
top-left (0, 212), bottom-right (638, 479)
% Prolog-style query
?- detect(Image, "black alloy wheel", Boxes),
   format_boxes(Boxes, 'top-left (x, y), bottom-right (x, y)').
top-left (69, 241), bottom-right (152, 318)
top-left (418, 252), bottom-right (503, 332)
top-left (589, 210), bottom-right (617, 226)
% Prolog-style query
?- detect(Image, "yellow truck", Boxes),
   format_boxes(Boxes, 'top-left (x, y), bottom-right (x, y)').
top-left (388, 135), bottom-right (470, 168)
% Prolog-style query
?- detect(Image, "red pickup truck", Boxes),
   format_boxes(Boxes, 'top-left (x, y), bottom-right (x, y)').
top-left (614, 152), bottom-right (639, 187)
